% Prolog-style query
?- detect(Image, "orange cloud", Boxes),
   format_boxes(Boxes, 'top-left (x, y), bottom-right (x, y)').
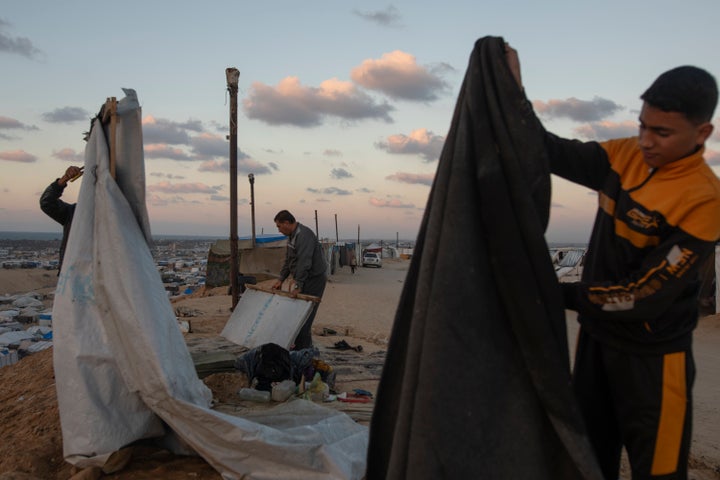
top-left (369, 197), bottom-right (414, 208)
top-left (0, 149), bottom-right (36, 163)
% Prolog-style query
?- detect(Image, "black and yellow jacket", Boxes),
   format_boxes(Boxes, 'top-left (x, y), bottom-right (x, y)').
top-left (547, 134), bottom-right (720, 354)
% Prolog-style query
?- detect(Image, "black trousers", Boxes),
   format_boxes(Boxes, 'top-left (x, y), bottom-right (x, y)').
top-left (573, 329), bottom-right (694, 480)
top-left (294, 273), bottom-right (327, 349)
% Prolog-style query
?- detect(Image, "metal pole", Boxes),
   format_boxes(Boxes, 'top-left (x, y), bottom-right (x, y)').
top-left (334, 214), bottom-right (339, 243)
top-left (226, 68), bottom-right (240, 309)
top-left (249, 174), bottom-right (256, 247)
top-left (314, 210), bottom-right (319, 238)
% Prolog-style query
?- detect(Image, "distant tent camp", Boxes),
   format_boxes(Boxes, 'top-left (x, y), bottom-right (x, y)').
top-left (362, 243), bottom-right (382, 259)
top-left (205, 234), bottom-right (287, 287)
top-left (363, 243), bottom-right (382, 252)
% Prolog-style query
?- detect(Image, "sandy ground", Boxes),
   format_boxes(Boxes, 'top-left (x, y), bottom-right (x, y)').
top-left (0, 261), bottom-right (718, 479)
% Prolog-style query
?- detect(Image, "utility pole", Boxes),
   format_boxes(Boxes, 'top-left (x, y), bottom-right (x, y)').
top-left (249, 173), bottom-right (256, 247)
top-left (334, 214), bottom-right (339, 243)
top-left (314, 210), bottom-right (319, 238)
top-left (226, 67), bottom-right (240, 310)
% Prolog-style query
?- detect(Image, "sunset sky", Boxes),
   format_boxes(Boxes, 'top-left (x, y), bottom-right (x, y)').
top-left (2, 0), bottom-right (719, 243)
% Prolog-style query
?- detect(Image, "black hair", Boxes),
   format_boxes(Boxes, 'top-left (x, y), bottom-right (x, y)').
top-left (641, 66), bottom-right (718, 124)
top-left (274, 210), bottom-right (296, 223)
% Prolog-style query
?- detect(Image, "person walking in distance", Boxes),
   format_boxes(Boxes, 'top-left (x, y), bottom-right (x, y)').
top-left (349, 253), bottom-right (357, 274)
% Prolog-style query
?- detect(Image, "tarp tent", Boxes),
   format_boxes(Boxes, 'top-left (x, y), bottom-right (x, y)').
top-left (555, 248), bottom-right (586, 279)
top-left (206, 235), bottom-right (286, 288)
top-left (366, 37), bottom-right (602, 479)
top-left (53, 89), bottom-right (367, 479)
top-left (363, 243), bottom-right (382, 253)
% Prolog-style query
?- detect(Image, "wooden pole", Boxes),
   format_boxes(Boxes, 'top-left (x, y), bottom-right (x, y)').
top-left (245, 284), bottom-right (321, 303)
top-left (101, 97), bottom-right (117, 179)
top-left (226, 68), bottom-right (240, 309)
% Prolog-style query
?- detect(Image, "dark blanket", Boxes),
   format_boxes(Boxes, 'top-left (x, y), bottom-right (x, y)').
top-left (366, 37), bottom-right (602, 479)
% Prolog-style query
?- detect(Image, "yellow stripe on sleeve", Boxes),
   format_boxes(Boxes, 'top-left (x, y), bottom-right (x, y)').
top-left (614, 218), bottom-right (661, 248)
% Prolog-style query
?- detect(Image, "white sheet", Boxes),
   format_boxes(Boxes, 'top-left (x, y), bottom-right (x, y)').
top-left (221, 288), bottom-right (312, 349)
top-left (53, 89), bottom-right (367, 479)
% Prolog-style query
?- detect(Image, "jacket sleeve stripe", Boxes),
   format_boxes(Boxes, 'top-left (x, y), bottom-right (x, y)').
top-left (613, 217), bottom-right (661, 248)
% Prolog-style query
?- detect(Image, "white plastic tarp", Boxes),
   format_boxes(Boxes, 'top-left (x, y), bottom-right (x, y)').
top-left (556, 249), bottom-right (584, 268)
top-left (0, 330), bottom-right (34, 347)
top-left (221, 287), bottom-right (313, 349)
top-left (0, 349), bottom-right (19, 368)
top-left (53, 89), bottom-right (367, 479)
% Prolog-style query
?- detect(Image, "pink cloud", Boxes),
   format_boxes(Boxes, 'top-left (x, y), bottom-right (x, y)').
top-left (369, 197), bottom-right (415, 208)
top-left (385, 172), bottom-right (434, 186)
top-left (573, 121), bottom-right (637, 141)
top-left (0, 149), bottom-right (36, 163)
top-left (145, 144), bottom-right (193, 161)
top-left (52, 148), bottom-right (84, 163)
top-left (375, 128), bottom-right (444, 162)
top-left (147, 181), bottom-right (220, 194)
top-left (351, 51), bottom-right (447, 101)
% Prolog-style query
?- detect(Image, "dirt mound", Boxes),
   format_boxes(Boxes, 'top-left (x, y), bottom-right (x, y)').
top-left (0, 349), bottom-right (68, 480)
top-left (0, 349), bottom-right (225, 479)
top-left (171, 285), bottom-right (228, 302)
top-left (0, 270), bottom-right (58, 297)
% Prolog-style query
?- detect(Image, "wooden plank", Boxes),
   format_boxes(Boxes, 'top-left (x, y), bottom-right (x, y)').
top-left (245, 283), bottom-right (321, 303)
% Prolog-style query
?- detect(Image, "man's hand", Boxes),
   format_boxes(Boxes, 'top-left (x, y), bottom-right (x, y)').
top-left (59, 166), bottom-right (83, 187)
top-left (271, 280), bottom-right (283, 290)
top-left (504, 43), bottom-right (523, 90)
